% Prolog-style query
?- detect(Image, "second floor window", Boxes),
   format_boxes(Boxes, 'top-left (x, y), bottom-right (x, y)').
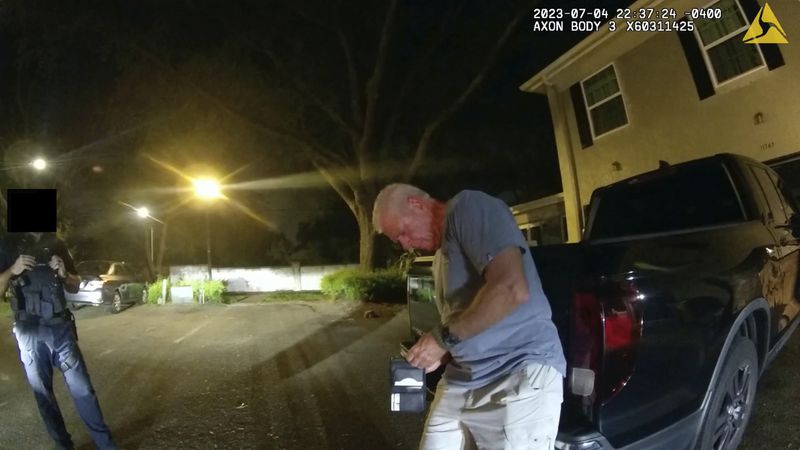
top-left (581, 64), bottom-right (628, 138)
top-left (694, 0), bottom-right (765, 85)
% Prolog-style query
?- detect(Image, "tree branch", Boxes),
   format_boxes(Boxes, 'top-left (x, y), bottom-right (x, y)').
top-left (253, 43), bottom-right (361, 143)
top-left (315, 163), bottom-right (357, 215)
top-left (130, 43), bottom-right (351, 170)
top-left (358, 0), bottom-right (398, 178)
top-left (405, 3), bottom-right (532, 180)
top-left (334, 0), bottom-right (363, 127)
top-left (209, 9), bottom-right (361, 144)
top-left (381, 2), bottom-right (463, 160)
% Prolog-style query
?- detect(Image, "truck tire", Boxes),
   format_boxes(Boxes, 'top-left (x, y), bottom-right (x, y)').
top-left (696, 336), bottom-right (758, 450)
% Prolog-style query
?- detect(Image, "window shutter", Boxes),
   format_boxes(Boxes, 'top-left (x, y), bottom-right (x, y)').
top-left (739, 0), bottom-right (785, 70)
top-left (569, 83), bottom-right (593, 148)
top-left (676, 22), bottom-right (715, 100)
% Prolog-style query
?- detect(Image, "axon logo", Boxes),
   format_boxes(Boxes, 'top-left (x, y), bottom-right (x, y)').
top-left (743, 3), bottom-right (788, 44)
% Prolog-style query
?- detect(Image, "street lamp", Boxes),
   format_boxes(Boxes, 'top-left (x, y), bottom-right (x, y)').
top-left (193, 178), bottom-right (221, 280)
top-left (31, 158), bottom-right (47, 171)
top-left (135, 206), bottom-right (156, 268)
top-left (131, 205), bottom-right (166, 280)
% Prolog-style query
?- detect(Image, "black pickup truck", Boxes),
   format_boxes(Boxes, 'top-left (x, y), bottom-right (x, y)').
top-left (405, 153), bottom-right (800, 450)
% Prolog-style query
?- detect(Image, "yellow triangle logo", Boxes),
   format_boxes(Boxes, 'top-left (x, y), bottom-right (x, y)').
top-left (743, 3), bottom-right (788, 44)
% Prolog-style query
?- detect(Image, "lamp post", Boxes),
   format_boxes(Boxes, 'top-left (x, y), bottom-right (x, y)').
top-left (193, 178), bottom-right (221, 280)
top-left (130, 205), bottom-right (165, 278)
top-left (135, 207), bottom-right (155, 266)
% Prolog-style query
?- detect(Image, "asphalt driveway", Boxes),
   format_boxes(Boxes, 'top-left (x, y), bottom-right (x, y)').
top-left (0, 301), bottom-right (423, 449)
top-left (0, 298), bottom-right (798, 449)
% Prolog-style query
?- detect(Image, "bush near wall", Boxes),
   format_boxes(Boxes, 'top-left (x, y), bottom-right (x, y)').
top-left (176, 279), bottom-right (226, 303)
top-left (320, 268), bottom-right (405, 303)
top-left (146, 279), bottom-right (166, 304)
top-left (146, 278), bottom-right (227, 304)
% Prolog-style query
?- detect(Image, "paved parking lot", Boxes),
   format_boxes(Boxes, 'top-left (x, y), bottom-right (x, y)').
top-left (0, 302), bottom-right (423, 449)
top-left (0, 300), bottom-right (798, 449)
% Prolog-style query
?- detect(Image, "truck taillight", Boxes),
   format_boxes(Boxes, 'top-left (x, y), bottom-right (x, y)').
top-left (569, 281), bottom-right (642, 405)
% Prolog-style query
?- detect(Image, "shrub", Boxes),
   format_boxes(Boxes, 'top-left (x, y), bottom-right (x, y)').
top-left (175, 279), bottom-right (227, 303)
top-left (199, 279), bottom-right (226, 303)
top-left (321, 268), bottom-right (405, 303)
top-left (146, 278), bottom-right (168, 304)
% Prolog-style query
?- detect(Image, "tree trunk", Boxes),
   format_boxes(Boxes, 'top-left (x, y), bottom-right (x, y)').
top-left (355, 206), bottom-right (376, 272)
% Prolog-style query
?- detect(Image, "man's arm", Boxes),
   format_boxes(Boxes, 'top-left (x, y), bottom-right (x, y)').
top-left (405, 246), bottom-right (529, 372)
top-left (0, 255), bottom-right (35, 298)
top-left (447, 246), bottom-right (529, 339)
top-left (0, 268), bottom-right (13, 298)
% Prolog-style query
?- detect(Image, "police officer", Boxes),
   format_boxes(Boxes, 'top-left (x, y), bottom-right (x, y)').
top-left (0, 232), bottom-right (116, 450)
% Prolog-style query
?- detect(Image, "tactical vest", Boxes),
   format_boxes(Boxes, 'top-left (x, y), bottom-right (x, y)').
top-left (10, 237), bottom-right (68, 321)
top-left (11, 264), bottom-right (67, 320)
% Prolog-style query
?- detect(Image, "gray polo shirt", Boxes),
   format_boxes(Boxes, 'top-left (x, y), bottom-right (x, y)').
top-left (433, 190), bottom-right (566, 387)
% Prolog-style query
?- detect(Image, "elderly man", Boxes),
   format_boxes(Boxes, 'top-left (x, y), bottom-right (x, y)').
top-left (373, 183), bottom-right (565, 450)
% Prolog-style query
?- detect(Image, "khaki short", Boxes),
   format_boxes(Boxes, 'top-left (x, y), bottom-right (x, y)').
top-left (420, 363), bottom-right (563, 450)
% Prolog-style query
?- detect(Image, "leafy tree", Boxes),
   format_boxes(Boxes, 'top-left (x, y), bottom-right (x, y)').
top-left (1, 0), bottom-right (544, 270)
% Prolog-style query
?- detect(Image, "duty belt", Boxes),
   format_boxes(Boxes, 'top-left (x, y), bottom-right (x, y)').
top-left (14, 311), bottom-right (72, 325)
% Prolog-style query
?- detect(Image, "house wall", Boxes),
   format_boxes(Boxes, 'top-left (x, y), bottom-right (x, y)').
top-left (559, 0), bottom-right (800, 208)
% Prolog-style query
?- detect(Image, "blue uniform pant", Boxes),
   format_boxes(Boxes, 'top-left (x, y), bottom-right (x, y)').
top-left (12, 320), bottom-right (116, 450)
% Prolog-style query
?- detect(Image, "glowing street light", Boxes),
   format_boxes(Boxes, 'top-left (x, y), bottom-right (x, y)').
top-left (31, 158), bottom-right (47, 171)
top-left (193, 178), bottom-right (222, 199)
top-left (136, 207), bottom-right (150, 218)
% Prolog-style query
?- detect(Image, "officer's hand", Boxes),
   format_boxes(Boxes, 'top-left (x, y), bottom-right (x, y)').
top-left (49, 255), bottom-right (67, 278)
top-left (10, 255), bottom-right (35, 275)
top-left (406, 332), bottom-right (449, 373)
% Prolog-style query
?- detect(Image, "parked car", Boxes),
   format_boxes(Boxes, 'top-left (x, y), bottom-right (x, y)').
top-left (65, 260), bottom-right (150, 313)
top-left (404, 153), bottom-right (800, 450)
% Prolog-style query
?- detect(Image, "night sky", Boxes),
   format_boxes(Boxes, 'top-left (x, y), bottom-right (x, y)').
top-left (0, 0), bottom-right (631, 267)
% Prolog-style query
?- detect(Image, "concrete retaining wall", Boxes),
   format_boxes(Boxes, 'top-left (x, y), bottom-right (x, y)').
top-left (169, 264), bottom-right (358, 292)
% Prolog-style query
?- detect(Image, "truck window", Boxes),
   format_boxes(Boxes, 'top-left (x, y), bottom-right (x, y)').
top-left (751, 166), bottom-right (788, 225)
top-left (768, 170), bottom-right (798, 221)
top-left (588, 163), bottom-right (745, 239)
top-left (771, 158), bottom-right (800, 208)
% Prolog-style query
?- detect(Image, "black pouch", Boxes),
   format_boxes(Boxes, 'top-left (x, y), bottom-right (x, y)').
top-left (390, 357), bottom-right (426, 413)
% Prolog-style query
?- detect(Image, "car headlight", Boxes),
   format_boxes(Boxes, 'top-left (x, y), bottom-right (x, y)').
top-left (83, 280), bottom-right (104, 290)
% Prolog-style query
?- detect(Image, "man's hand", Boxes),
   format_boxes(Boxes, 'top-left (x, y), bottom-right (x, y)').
top-left (406, 332), bottom-right (450, 373)
top-left (11, 255), bottom-right (35, 276)
top-left (49, 255), bottom-right (67, 278)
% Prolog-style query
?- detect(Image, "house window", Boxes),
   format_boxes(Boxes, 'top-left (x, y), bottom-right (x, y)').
top-left (581, 64), bottom-right (628, 138)
top-left (694, 0), bottom-right (764, 85)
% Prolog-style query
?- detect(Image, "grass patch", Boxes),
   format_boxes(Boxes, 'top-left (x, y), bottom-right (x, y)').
top-left (0, 300), bottom-right (10, 318)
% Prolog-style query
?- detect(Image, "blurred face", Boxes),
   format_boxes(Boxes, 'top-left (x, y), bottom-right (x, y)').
top-left (381, 197), bottom-right (438, 251)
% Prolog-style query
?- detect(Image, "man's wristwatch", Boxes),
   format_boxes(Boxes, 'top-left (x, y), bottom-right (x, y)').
top-left (432, 324), bottom-right (461, 349)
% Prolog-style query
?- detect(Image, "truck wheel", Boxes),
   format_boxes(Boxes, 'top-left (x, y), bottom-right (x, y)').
top-left (110, 292), bottom-right (123, 314)
top-left (696, 336), bottom-right (758, 450)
